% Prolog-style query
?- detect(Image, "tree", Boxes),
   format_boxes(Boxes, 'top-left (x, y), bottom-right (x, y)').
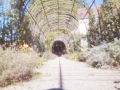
top-left (88, 0), bottom-right (120, 47)
top-left (4, 0), bottom-right (32, 46)
top-left (87, 9), bottom-right (97, 47)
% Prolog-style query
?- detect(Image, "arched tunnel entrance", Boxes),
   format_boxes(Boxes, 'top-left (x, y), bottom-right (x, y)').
top-left (52, 41), bottom-right (66, 56)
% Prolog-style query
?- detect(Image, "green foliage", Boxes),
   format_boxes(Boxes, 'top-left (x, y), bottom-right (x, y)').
top-left (20, 47), bottom-right (29, 53)
top-left (108, 39), bottom-right (120, 64)
top-left (80, 34), bottom-right (87, 38)
top-left (36, 57), bottom-right (45, 68)
top-left (69, 51), bottom-right (88, 62)
top-left (88, 0), bottom-right (120, 47)
top-left (31, 72), bottom-right (41, 79)
top-left (33, 36), bottom-right (45, 52)
top-left (87, 9), bottom-right (97, 47)
top-left (69, 52), bottom-right (81, 61)
top-left (68, 41), bottom-right (80, 52)
top-left (68, 33), bottom-right (81, 52)
top-left (2, 0), bottom-right (32, 46)
top-left (68, 43), bottom-right (74, 52)
top-left (73, 42), bottom-right (81, 52)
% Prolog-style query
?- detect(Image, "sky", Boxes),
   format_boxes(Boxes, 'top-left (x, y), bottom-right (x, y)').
top-left (0, 0), bottom-right (10, 27)
top-left (88, 0), bottom-right (103, 7)
top-left (79, 0), bottom-right (103, 7)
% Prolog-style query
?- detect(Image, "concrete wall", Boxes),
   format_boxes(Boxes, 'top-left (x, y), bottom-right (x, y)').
top-left (78, 19), bottom-right (89, 47)
top-left (50, 34), bottom-right (70, 51)
top-left (78, 19), bottom-right (89, 35)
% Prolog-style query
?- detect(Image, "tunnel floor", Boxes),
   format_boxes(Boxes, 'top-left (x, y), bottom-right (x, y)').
top-left (52, 41), bottom-right (66, 56)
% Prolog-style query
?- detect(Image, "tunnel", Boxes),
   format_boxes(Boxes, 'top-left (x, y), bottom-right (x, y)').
top-left (52, 41), bottom-right (66, 56)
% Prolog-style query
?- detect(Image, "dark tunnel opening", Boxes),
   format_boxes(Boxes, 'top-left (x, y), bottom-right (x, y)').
top-left (52, 41), bottom-right (66, 56)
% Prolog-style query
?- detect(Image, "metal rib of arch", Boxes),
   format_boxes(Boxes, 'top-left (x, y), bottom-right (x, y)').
top-left (27, 0), bottom-right (83, 38)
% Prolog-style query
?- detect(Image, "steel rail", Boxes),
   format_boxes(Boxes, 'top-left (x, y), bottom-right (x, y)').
top-left (22, 0), bottom-right (47, 39)
top-left (57, 0), bottom-right (59, 30)
top-left (81, 0), bottom-right (96, 20)
top-left (40, 0), bottom-right (51, 32)
top-left (71, 0), bottom-right (96, 35)
top-left (37, 14), bottom-right (78, 32)
top-left (25, 2), bottom-right (79, 33)
top-left (26, 9), bottom-right (46, 39)
top-left (66, 0), bottom-right (76, 30)
top-left (22, 0), bottom-right (95, 43)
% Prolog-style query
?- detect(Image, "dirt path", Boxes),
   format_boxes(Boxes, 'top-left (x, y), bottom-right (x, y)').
top-left (1, 57), bottom-right (120, 90)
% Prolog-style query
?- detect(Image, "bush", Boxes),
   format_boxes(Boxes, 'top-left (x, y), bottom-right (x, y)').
top-left (0, 47), bottom-right (40, 87)
top-left (86, 40), bottom-right (120, 68)
top-left (36, 57), bottom-right (46, 68)
top-left (69, 52), bottom-right (81, 61)
top-left (42, 52), bottom-right (58, 60)
top-left (69, 51), bottom-right (88, 62)
top-left (86, 51), bottom-right (113, 68)
top-left (77, 51), bottom-right (88, 62)
top-left (66, 40), bottom-right (120, 69)
top-left (108, 40), bottom-right (120, 64)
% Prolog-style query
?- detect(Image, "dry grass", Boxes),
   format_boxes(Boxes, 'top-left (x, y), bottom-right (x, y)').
top-left (42, 52), bottom-right (58, 60)
top-left (0, 47), bottom-right (42, 87)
